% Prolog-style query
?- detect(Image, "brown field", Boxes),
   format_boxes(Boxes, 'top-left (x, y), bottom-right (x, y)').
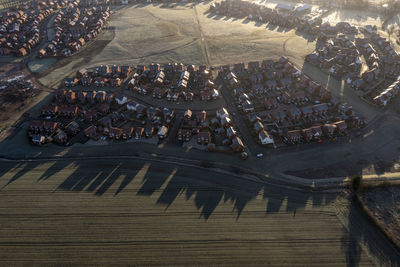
top-left (0, 157), bottom-right (399, 265)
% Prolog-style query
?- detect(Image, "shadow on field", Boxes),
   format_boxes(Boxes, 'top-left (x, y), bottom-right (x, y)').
top-left (205, 11), bottom-right (317, 42)
top-left (1, 146), bottom-right (400, 265)
top-left (342, 200), bottom-right (400, 267)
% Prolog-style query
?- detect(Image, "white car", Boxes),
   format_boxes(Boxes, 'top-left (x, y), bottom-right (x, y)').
top-left (256, 153), bottom-right (264, 158)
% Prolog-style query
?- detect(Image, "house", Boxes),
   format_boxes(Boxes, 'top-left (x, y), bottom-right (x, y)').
top-left (87, 91), bottom-right (97, 104)
top-left (197, 131), bottom-right (211, 144)
top-left (84, 125), bottom-right (98, 140)
top-left (196, 110), bottom-right (207, 123)
top-left (253, 121), bottom-right (264, 133)
top-left (322, 124), bottom-right (337, 136)
top-left (157, 125), bottom-right (168, 139)
top-left (94, 77), bottom-right (106, 87)
top-left (28, 120), bottom-right (43, 133)
top-left (221, 116), bottom-right (233, 128)
top-left (200, 90), bottom-right (212, 101)
top-left (58, 106), bottom-right (78, 117)
top-left (312, 103), bottom-right (329, 116)
top-left (270, 111), bottom-right (287, 124)
top-left (98, 116), bottom-right (112, 127)
top-left (248, 113), bottom-right (261, 124)
top-left (65, 121), bottom-right (80, 135)
top-left (311, 125), bottom-right (323, 139)
top-left (242, 100), bottom-right (255, 113)
top-left (231, 136), bottom-right (244, 152)
top-left (301, 128), bottom-right (313, 142)
top-left (43, 121), bottom-right (58, 134)
top-left (115, 96), bottom-right (127, 105)
top-left (185, 92), bottom-right (194, 101)
top-left (109, 127), bottom-right (123, 139)
top-left (127, 101), bottom-right (139, 111)
top-left (42, 105), bottom-right (58, 116)
top-left (286, 107), bottom-right (302, 121)
top-left (259, 130), bottom-right (274, 145)
top-left (97, 103), bottom-right (110, 114)
top-left (333, 121), bottom-right (347, 134)
top-left (78, 91), bottom-right (87, 103)
top-left (134, 127), bottom-right (144, 139)
top-left (286, 130), bottom-right (302, 143)
top-left (54, 130), bottom-right (68, 144)
top-left (121, 127), bottom-right (134, 139)
top-left (96, 91), bottom-right (107, 103)
top-left (163, 108), bottom-right (175, 123)
top-left (226, 127), bottom-right (237, 140)
top-left (84, 110), bottom-right (97, 122)
top-left (110, 78), bottom-right (122, 87)
top-left (184, 109), bottom-right (192, 120)
top-left (145, 126), bottom-right (154, 138)
top-left (65, 77), bottom-right (78, 87)
top-left (31, 134), bottom-right (46, 145)
top-left (153, 87), bottom-right (166, 99)
top-left (178, 129), bottom-right (192, 142)
top-left (264, 98), bottom-right (278, 110)
top-left (301, 105), bottom-right (314, 118)
top-left (66, 90), bottom-right (76, 103)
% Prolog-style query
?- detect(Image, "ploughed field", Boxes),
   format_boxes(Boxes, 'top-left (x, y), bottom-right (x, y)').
top-left (0, 158), bottom-right (399, 265)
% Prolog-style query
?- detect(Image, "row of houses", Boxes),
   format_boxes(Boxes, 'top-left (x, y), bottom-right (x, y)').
top-left (373, 77), bottom-right (400, 106)
top-left (0, 0), bottom-right (68, 56)
top-left (177, 108), bottom-right (244, 152)
top-left (129, 63), bottom-right (220, 102)
top-left (306, 34), bottom-right (362, 78)
top-left (28, 119), bottom-right (80, 145)
top-left (38, 3), bottom-right (110, 57)
top-left (56, 89), bottom-right (115, 105)
top-left (285, 121), bottom-right (347, 144)
top-left (209, 0), bottom-right (357, 38)
top-left (0, 76), bottom-right (38, 102)
top-left (225, 59), bottom-right (361, 147)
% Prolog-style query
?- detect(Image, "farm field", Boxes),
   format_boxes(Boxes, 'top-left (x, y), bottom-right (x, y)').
top-left (0, 158), bottom-right (399, 265)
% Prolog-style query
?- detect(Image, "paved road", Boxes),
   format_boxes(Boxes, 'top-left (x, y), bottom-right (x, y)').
top-left (0, 157), bottom-right (399, 265)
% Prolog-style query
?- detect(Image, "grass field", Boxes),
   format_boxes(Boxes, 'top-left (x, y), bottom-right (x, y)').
top-left (37, 2), bottom-right (316, 87)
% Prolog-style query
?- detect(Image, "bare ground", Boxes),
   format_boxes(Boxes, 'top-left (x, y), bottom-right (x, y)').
top-left (360, 185), bottom-right (400, 247)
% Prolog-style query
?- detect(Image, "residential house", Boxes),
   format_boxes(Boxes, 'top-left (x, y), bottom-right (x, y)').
top-left (58, 106), bottom-right (78, 117)
top-left (42, 105), bottom-right (58, 116)
top-left (196, 110), bottom-right (207, 123)
top-left (134, 127), bottom-right (144, 139)
top-left (221, 116), bottom-right (233, 128)
top-left (286, 130), bottom-right (302, 143)
top-left (65, 121), bottom-right (80, 135)
top-left (178, 128), bottom-right (192, 142)
top-left (109, 127), bottom-right (123, 139)
top-left (157, 125), bottom-right (168, 139)
top-left (259, 130), bottom-right (274, 145)
top-left (84, 125), bottom-right (98, 140)
top-left (97, 103), bottom-right (110, 114)
top-left (253, 121), bottom-right (264, 133)
top-left (145, 126), bottom-right (154, 138)
top-left (184, 109), bottom-right (192, 120)
top-left (197, 131), bottom-right (211, 144)
top-left (54, 130), bottom-right (68, 144)
top-left (231, 136), bottom-right (244, 152)
top-left (226, 127), bottom-right (237, 140)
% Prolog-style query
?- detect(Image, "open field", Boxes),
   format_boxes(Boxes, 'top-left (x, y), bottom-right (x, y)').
top-left (0, 158), bottom-right (399, 265)
top-left (360, 185), bottom-right (400, 247)
top-left (37, 2), bottom-right (316, 87)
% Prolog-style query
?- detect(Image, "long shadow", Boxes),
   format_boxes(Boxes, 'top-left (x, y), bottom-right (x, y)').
top-left (343, 198), bottom-right (400, 267)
